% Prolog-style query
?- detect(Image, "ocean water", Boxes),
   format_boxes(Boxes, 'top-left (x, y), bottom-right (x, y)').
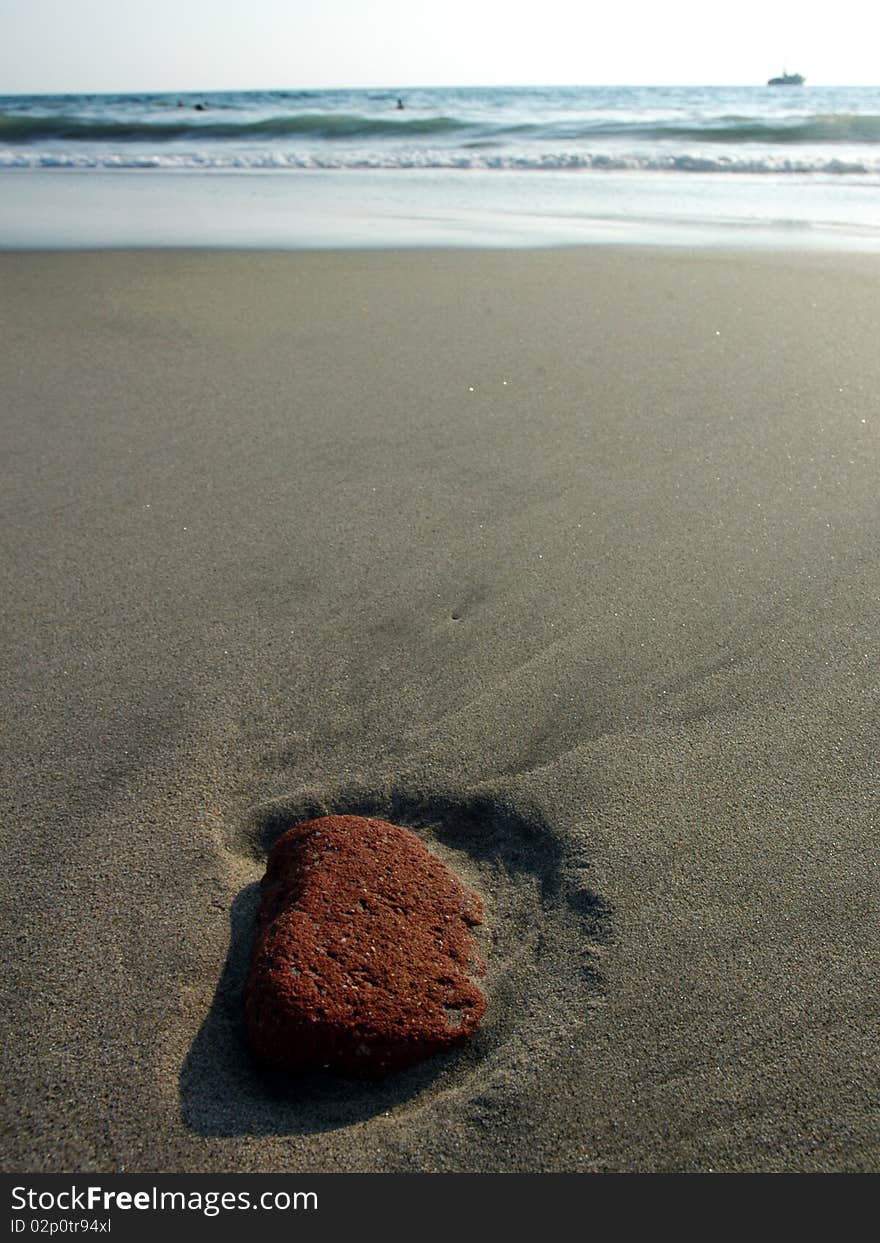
top-left (2, 84), bottom-right (880, 248)
top-left (5, 84), bottom-right (880, 173)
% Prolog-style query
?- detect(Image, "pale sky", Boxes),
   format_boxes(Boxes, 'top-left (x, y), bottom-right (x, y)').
top-left (1, 0), bottom-right (878, 94)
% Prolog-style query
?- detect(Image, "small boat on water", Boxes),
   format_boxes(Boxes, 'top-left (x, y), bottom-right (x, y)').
top-left (767, 70), bottom-right (805, 85)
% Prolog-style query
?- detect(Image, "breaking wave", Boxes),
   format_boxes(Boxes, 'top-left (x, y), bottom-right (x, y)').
top-left (4, 88), bottom-right (880, 179)
top-left (0, 111), bottom-right (476, 143)
top-left (2, 149), bottom-right (878, 174)
top-left (4, 109), bottom-right (880, 147)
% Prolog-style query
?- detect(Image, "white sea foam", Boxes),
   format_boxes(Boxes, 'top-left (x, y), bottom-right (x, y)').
top-left (2, 147), bottom-right (879, 175)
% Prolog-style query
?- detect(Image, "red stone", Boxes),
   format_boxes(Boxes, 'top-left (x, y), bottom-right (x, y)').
top-left (245, 815), bottom-right (486, 1077)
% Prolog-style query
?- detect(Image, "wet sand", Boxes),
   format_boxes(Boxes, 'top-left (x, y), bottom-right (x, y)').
top-left (1, 246), bottom-right (878, 1172)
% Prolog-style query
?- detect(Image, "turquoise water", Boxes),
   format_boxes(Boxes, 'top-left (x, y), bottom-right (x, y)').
top-left (2, 85), bottom-right (880, 248)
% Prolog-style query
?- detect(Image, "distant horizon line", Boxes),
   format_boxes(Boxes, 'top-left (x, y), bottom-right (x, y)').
top-left (4, 78), bottom-right (878, 98)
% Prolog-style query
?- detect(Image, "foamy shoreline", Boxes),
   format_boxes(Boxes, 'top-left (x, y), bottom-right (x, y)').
top-left (2, 246), bottom-right (879, 1172)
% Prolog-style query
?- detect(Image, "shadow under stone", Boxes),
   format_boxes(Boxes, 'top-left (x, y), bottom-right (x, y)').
top-left (179, 879), bottom-right (494, 1137)
top-left (180, 782), bottom-right (604, 1137)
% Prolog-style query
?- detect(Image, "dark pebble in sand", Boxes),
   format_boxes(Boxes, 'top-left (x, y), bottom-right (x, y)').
top-left (245, 814), bottom-right (487, 1077)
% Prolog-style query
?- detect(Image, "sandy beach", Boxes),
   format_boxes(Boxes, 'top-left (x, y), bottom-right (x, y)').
top-left (1, 245), bottom-right (878, 1173)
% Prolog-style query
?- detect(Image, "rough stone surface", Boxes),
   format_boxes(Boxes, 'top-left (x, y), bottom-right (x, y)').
top-left (245, 814), bottom-right (487, 1077)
